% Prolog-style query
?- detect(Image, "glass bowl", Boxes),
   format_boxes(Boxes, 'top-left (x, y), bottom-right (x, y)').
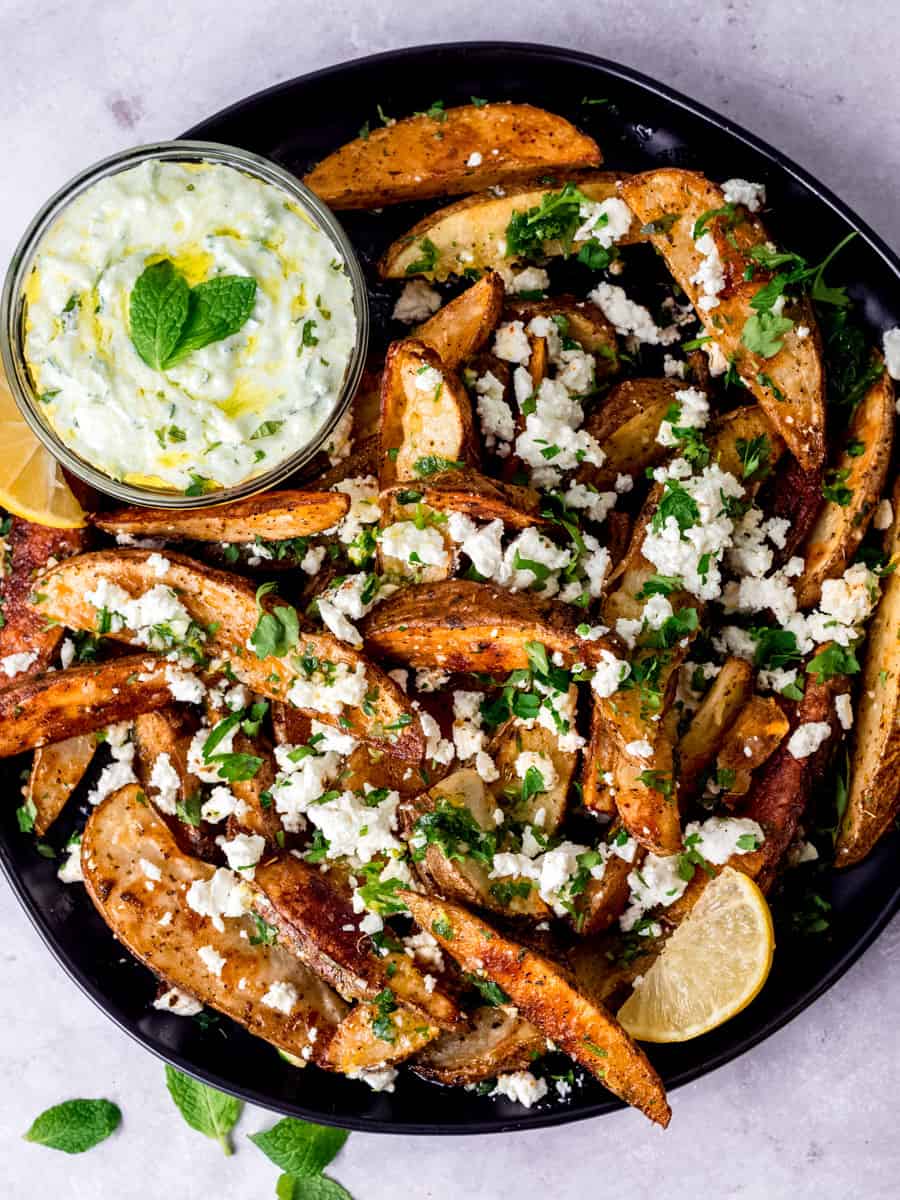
top-left (0, 141), bottom-right (369, 509)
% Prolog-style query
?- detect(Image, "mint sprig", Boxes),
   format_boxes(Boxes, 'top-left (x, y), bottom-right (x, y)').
top-left (164, 1066), bottom-right (242, 1155)
top-left (249, 1117), bottom-right (348, 1176)
top-left (23, 1098), bottom-right (121, 1154)
top-left (129, 260), bottom-right (257, 371)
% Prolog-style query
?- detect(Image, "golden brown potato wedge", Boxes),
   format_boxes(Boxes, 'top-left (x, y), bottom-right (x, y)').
top-left (202, 693), bottom-right (284, 848)
top-left (677, 658), bottom-right (755, 797)
top-left (620, 169), bottom-right (825, 469)
top-left (252, 855), bottom-right (458, 1029)
top-left (306, 103), bottom-right (602, 210)
top-left (505, 295), bottom-right (620, 377)
top-left (796, 364), bottom-right (894, 606)
top-left (378, 339), bottom-right (477, 492)
top-left (837, 484), bottom-right (900, 865)
top-left (381, 173), bottom-right (636, 280)
top-left (413, 1005), bottom-right (545, 1085)
top-left (94, 491), bottom-right (349, 544)
top-left (408, 768), bottom-right (550, 919)
top-left (706, 404), bottom-right (785, 483)
top-left (715, 695), bottom-right (790, 798)
top-left (601, 699), bottom-right (680, 855)
top-left (402, 891), bottom-right (670, 1126)
top-left (577, 378), bottom-right (682, 491)
top-left (26, 734), bottom-right (97, 836)
top-left (0, 654), bottom-right (171, 757)
top-left (490, 721), bottom-right (573, 833)
top-left (82, 784), bottom-right (347, 1061)
top-left (362, 579), bottom-right (619, 673)
top-left (383, 468), bottom-right (547, 530)
top-left (581, 696), bottom-right (616, 816)
top-left (577, 844), bottom-right (635, 937)
top-left (0, 519), bottom-right (86, 675)
top-left (34, 550), bottom-right (424, 760)
top-left (416, 272), bottom-right (505, 368)
top-left (326, 1004), bottom-right (440, 1074)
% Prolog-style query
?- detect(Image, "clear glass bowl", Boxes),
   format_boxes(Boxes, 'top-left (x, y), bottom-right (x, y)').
top-left (0, 141), bottom-right (369, 509)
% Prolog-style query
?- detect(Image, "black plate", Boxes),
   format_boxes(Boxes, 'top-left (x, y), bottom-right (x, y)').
top-left (3, 42), bottom-right (899, 1135)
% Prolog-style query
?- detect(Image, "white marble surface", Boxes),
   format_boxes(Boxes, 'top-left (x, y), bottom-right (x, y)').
top-left (2, 4), bottom-right (899, 1197)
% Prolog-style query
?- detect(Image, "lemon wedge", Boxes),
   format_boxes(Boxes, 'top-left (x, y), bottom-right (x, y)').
top-left (617, 867), bottom-right (774, 1043)
top-left (0, 374), bottom-right (86, 528)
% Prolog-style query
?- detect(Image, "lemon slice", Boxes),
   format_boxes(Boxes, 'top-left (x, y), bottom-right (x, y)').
top-left (0, 374), bottom-right (85, 528)
top-left (617, 867), bottom-right (774, 1043)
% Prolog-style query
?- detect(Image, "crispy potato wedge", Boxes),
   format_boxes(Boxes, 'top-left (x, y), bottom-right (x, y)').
top-left (34, 550), bottom-right (423, 760)
top-left (327, 1005), bottom-right (440, 1074)
top-left (82, 784), bottom-right (347, 1060)
top-left (620, 169), bottom-right (825, 469)
top-left (383, 468), bottom-right (547, 530)
top-left (93, 491), bottom-right (349, 544)
top-left (0, 519), bottom-right (86, 675)
top-left (402, 892), bottom-right (670, 1125)
top-left (134, 709), bottom-right (220, 861)
top-left (203, 693), bottom-right (284, 847)
top-left (796, 364), bottom-right (894, 606)
top-left (505, 295), bottom-right (620, 376)
top-left (577, 843), bottom-right (635, 936)
top-left (416, 273), bottom-right (505, 368)
top-left (769, 455), bottom-right (825, 566)
top-left (581, 695), bottom-right (616, 816)
top-left (577, 378), bottom-right (681, 490)
top-left (252, 855), bottom-right (458, 1028)
top-left (602, 699), bottom-right (680, 855)
top-left (490, 721), bottom-right (573, 833)
top-left (26, 734), bottom-right (97, 836)
top-left (677, 658), bottom-right (755, 797)
top-left (837, 484), bottom-right (900, 865)
top-left (408, 768), bottom-right (550, 919)
top-left (306, 103), bottom-right (602, 210)
top-left (379, 339), bottom-right (477, 492)
top-left (715, 695), bottom-right (790, 798)
top-left (362, 579), bottom-right (619, 672)
top-left (413, 1005), bottom-right (545, 1086)
top-left (707, 405), bottom-right (785, 482)
top-left (381, 173), bottom-right (635, 280)
top-left (0, 654), bottom-right (171, 757)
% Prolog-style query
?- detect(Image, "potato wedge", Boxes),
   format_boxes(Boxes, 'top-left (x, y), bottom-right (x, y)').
top-left (362, 579), bottom-right (619, 672)
top-left (577, 843), bottom-right (635, 936)
top-left (252, 855), bottom-right (458, 1028)
top-left (581, 696), bottom-right (616, 816)
top-left (707, 404), bottom-right (785, 483)
top-left (134, 709), bottom-right (220, 861)
top-left (408, 768), bottom-right (549, 919)
top-left (620, 169), bottom-right (825, 469)
top-left (416, 272), bottom-right (505, 368)
top-left (379, 339), bottom-right (477, 492)
top-left (34, 550), bottom-right (423, 760)
top-left (326, 1003), bottom-right (440, 1074)
top-left (401, 892), bottom-right (670, 1125)
top-left (490, 721), bottom-right (573, 833)
top-left (82, 784), bottom-right (347, 1059)
top-left (505, 295), bottom-right (620, 374)
top-left (602, 700), bottom-right (680, 855)
top-left (0, 654), bottom-right (171, 757)
top-left (0, 519), bottom-right (86, 675)
top-left (413, 1005), bottom-right (545, 1086)
top-left (381, 173), bottom-right (635, 280)
top-left (93, 491), bottom-right (349, 544)
top-left (796, 364), bottom-right (894, 606)
top-left (715, 695), bottom-right (790, 798)
top-left (769, 455), bottom-right (825, 566)
top-left (677, 658), bottom-right (755, 797)
top-left (26, 734), bottom-right (97, 836)
top-left (577, 378), bottom-right (682, 490)
top-left (384, 468), bottom-right (546, 531)
top-left (837, 483), bottom-right (900, 865)
top-left (305, 103), bottom-right (601, 210)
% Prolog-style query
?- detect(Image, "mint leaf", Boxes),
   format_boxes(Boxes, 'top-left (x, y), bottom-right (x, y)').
top-left (251, 582), bottom-right (300, 660)
top-left (129, 260), bottom-right (189, 369)
top-left (164, 1066), bottom-right (242, 1155)
top-left (164, 275), bottom-right (257, 366)
top-left (24, 1098), bottom-right (121, 1154)
top-left (741, 310), bottom-right (794, 358)
top-left (250, 1117), bottom-right (348, 1177)
top-left (277, 1176), bottom-right (352, 1200)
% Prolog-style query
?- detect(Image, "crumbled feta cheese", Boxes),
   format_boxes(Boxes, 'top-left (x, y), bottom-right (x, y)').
top-left (624, 738), bottom-right (653, 759)
top-left (84, 579), bottom-right (193, 649)
top-left (164, 663), bottom-right (205, 704)
top-left (331, 476), bottom-right (381, 545)
top-left (415, 667), bottom-right (451, 692)
top-left (589, 283), bottom-right (679, 345)
top-left (656, 387), bottom-right (709, 447)
top-left (493, 320), bottom-right (531, 364)
top-left (349, 1066), bottom-right (398, 1092)
top-left (59, 638), bottom-right (76, 669)
top-left (475, 372), bottom-right (515, 453)
top-left (663, 354), bottom-right (686, 379)
top-left (300, 545), bottom-right (327, 575)
top-left (690, 232), bottom-right (726, 311)
top-left (883, 327), bottom-right (900, 380)
top-left (874, 499), bottom-right (894, 531)
top-left (146, 552), bottom-right (171, 578)
top-left (420, 710), bottom-right (454, 766)
top-left (591, 649), bottom-right (631, 698)
top-left (392, 279), bottom-right (442, 324)
top-left (0, 650), bottom-right (38, 678)
top-left (721, 178), bottom-right (766, 212)
top-left (492, 1071), bottom-right (548, 1107)
top-left (148, 752), bottom-right (181, 815)
top-left (403, 929), bottom-right (444, 971)
top-left (287, 661), bottom-right (367, 716)
top-left (186, 868), bottom-right (250, 931)
top-left (467, 150), bottom-right (483, 167)
top-left (380, 521), bottom-right (448, 569)
top-left (140, 857), bottom-right (162, 883)
top-left (507, 266), bottom-right (549, 294)
top-left (514, 750), bottom-right (557, 788)
top-left (573, 196), bottom-right (633, 247)
top-left (197, 945), bottom-right (227, 977)
top-left (200, 786), bottom-right (246, 825)
top-left (787, 721), bottom-right (832, 760)
top-left (261, 981), bottom-right (299, 1015)
top-left (216, 832), bottom-right (265, 875)
top-left (684, 816), bottom-right (763, 863)
top-left (414, 365), bottom-right (443, 394)
top-left (57, 839), bottom-right (83, 884)
top-left (835, 693), bottom-right (854, 731)
top-left (87, 723), bottom-right (136, 806)
top-left (561, 480), bottom-right (616, 525)
top-left (153, 987), bottom-right (203, 1016)
top-left (515, 377), bottom-right (605, 483)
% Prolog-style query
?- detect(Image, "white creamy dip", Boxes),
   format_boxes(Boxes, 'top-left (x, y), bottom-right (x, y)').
top-left (23, 159), bottom-right (357, 491)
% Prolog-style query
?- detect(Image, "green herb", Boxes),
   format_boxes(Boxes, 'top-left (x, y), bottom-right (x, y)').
top-left (252, 420), bottom-right (285, 440)
top-left (636, 574), bottom-right (683, 599)
top-left (716, 767), bottom-right (737, 790)
top-left (692, 203), bottom-right (737, 239)
top-left (405, 237), bottom-right (439, 275)
top-left (371, 988), bottom-right (398, 1042)
top-left (207, 752), bottom-right (262, 782)
top-left (641, 606), bottom-right (699, 651)
top-left (415, 99), bottom-right (447, 122)
top-left (23, 1098), bottom-right (121, 1154)
top-left (505, 182), bottom-right (589, 259)
top-left (676, 831), bottom-right (715, 882)
top-left (176, 792), bottom-right (203, 827)
top-left (822, 467), bottom-right (853, 507)
top-left (736, 832), bottom-right (761, 851)
top-left (652, 481), bottom-right (700, 535)
top-left (741, 309), bottom-right (794, 358)
top-left (164, 1065), bottom-right (242, 1155)
top-left (736, 433), bottom-right (772, 481)
top-left (471, 96), bottom-right (489, 107)
top-left (432, 917), bottom-right (454, 940)
top-left (202, 711), bottom-right (244, 759)
top-left (249, 1117), bottom-right (348, 1177)
top-left (576, 239), bottom-right (614, 270)
top-left (820, 307), bottom-right (885, 410)
top-left (185, 474), bottom-right (214, 498)
top-left (641, 213), bottom-right (681, 235)
top-left (251, 582), bottom-right (300, 659)
top-left (411, 799), bottom-right (496, 867)
top-left (750, 626), bottom-right (802, 670)
top-left (249, 912), bottom-right (279, 946)
top-left (412, 455), bottom-right (464, 478)
top-left (489, 879), bottom-right (534, 907)
top-left (463, 973), bottom-right (510, 1006)
top-left (276, 1177), bottom-right (352, 1199)
top-left (636, 769), bottom-right (673, 796)
top-left (356, 862), bottom-right (409, 916)
top-left (807, 642), bottom-right (860, 681)
top-left (16, 798), bottom-right (37, 833)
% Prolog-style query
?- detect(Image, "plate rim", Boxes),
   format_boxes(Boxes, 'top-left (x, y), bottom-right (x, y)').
top-left (4, 39), bottom-right (899, 1136)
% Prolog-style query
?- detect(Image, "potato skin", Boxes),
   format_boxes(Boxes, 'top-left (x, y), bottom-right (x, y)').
top-left (416, 272), bottom-right (505, 368)
top-left (27, 734), bottom-right (97, 836)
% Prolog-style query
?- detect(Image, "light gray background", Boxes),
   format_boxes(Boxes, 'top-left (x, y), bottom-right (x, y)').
top-left (1, 3), bottom-right (898, 1197)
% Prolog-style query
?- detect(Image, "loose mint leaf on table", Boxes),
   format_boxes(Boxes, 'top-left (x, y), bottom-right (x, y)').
top-left (250, 1116), bottom-right (348, 1177)
top-left (23, 1098), bottom-right (121, 1154)
top-left (165, 274), bottom-right (258, 365)
top-left (277, 1175), bottom-right (353, 1200)
top-left (129, 260), bottom-right (189, 369)
top-left (164, 1065), bottom-right (242, 1155)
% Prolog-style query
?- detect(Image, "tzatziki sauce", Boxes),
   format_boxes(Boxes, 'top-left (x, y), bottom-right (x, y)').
top-left (22, 159), bottom-right (357, 491)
